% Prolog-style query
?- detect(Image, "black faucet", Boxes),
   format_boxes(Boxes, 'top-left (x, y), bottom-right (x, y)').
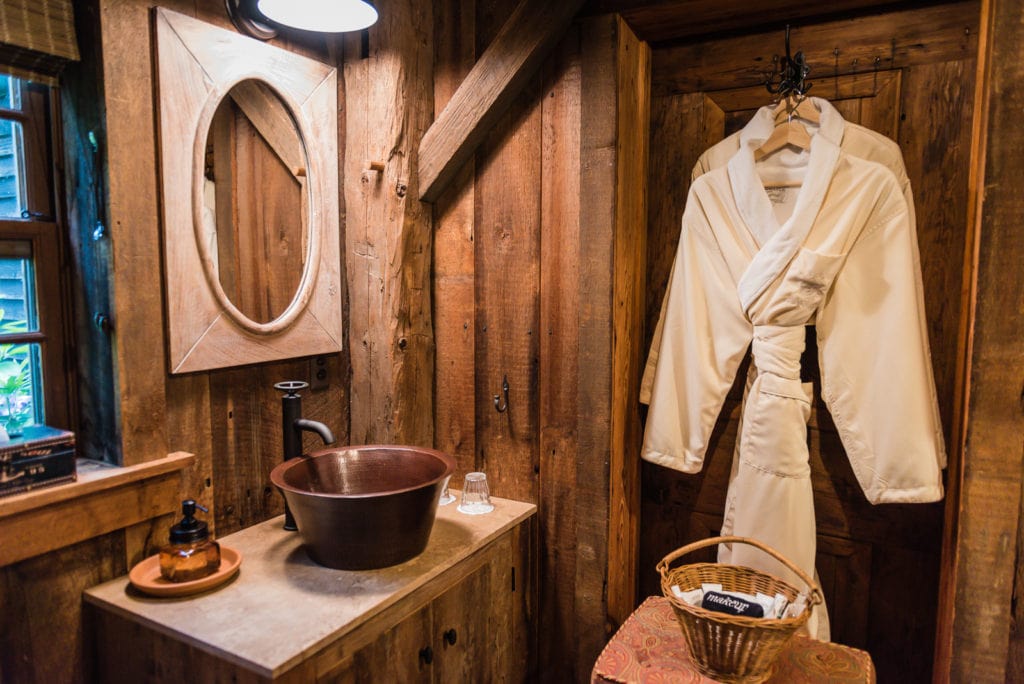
top-left (275, 380), bottom-right (336, 530)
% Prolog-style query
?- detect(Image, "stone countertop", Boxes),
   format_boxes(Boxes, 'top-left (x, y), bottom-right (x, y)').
top-left (84, 493), bottom-right (536, 678)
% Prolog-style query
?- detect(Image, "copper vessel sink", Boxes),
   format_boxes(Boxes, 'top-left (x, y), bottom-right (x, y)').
top-left (269, 445), bottom-right (456, 570)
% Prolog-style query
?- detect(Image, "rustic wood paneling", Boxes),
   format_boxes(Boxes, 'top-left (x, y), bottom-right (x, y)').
top-left (2, 532), bottom-right (125, 684)
top-left (224, 108), bottom-right (306, 324)
top-left (577, 13), bottom-right (619, 675)
top-left (98, 0), bottom-right (168, 465)
top-left (643, 92), bottom-right (724, 368)
top-left (583, 0), bottom-right (922, 45)
top-left (210, 368), bottom-right (274, 535)
top-left (418, 0), bottom-right (586, 202)
top-left (608, 17), bottom-right (650, 629)
top-left (472, 73), bottom-right (542, 502)
top-left (946, 0), bottom-right (1024, 678)
top-left (652, 1), bottom-right (979, 95)
top-left (344, 0), bottom-right (434, 446)
top-left (433, 0), bottom-right (478, 481)
top-left (3, 4), bottom-right (349, 682)
top-left (468, 0), bottom-right (542, 506)
top-left (538, 24), bottom-right (583, 682)
top-left (163, 375), bottom-right (217, 535)
top-left (898, 59), bottom-right (975, 439)
top-left (431, 6), bottom-right (651, 681)
top-left (640, 4), bottom-right (978, 680)
top-left (60, 0), bottom-right (118, 465)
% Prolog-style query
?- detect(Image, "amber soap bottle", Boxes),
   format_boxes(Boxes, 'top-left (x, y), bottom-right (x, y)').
top-left (159, 499), bottom-right (221, 582)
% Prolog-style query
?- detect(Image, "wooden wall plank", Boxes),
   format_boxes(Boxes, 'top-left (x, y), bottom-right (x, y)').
top-left (538, 25), bottom-right (582, 682)
top-left (577, 13), bottom-right (618, 676)
top-left (210, 369), bottom-right (266, 534)
top-left (60, 0), bottom-right (118, 463)
top-left (608, 16), bottom-right (649, 629)
top-left (643, 93), bottom-right (724, 379)
top-left (652, 1), bottom-right (979, 95)
top-left (945, 0), bottom-right (1024, 678)
top-left (898, 60), bottom-right (975, 441)
top-left (418, 0), bottom-right (586, 202)
top-left (344, 0), bottom-right (435, 446)
top-left (433, 0), bottom-right (478, 480)
top-left (471, 54), bottom-right (542, 504)
top-left (857, 69), bottom-right (901, 139)
top-left (2, 532), bottom-right (125, 684)
top-left (97, 0), bottom-right (169, 465)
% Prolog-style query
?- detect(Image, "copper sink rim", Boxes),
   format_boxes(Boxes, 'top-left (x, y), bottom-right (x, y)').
top-left (269, 443), bottom-right (456, 499)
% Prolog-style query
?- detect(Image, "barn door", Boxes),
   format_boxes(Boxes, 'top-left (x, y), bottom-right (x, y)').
top-left (641, 54), bottom-right (972, 681)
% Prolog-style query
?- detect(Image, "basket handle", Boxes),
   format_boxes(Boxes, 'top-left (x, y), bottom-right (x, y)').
top-left (657, 535), bottom-right (823, 606)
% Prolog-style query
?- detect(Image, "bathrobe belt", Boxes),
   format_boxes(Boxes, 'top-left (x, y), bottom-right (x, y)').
top-left (751, 324), bottom-right (805, 381)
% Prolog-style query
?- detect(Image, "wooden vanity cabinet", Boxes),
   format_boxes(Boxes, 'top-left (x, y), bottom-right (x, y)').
top-left (86, 498), bottom-right (536, 683)
top-left (321, 527), bottom-right (530, 683)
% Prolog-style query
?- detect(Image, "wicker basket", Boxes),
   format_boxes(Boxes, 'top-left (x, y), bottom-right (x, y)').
top-left (657, 535), bottom-right (824, 683)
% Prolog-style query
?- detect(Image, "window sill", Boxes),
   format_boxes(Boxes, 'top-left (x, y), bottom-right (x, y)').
top-left (0, 451), bottom-right (195, 567)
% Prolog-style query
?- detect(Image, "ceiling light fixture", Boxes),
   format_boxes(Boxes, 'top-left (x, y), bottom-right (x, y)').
top-left (226, 0), bottom-right (378, 40)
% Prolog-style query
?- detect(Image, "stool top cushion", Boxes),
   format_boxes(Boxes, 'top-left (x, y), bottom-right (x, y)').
top-left (592, 596), bottom-right (875, 683)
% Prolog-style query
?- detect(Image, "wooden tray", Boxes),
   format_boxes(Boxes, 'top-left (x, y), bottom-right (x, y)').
top-left (129, 546), bottom-right (241, 597)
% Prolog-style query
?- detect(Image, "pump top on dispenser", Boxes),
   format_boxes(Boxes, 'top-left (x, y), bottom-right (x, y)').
top-left (170, 499), bottom-right (209, 542)
top-left (159, 499), bottom-right (221, 582)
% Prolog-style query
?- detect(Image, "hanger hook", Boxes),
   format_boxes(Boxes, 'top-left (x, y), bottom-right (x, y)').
top-left (764, 24), bottom-right (812, 98)
top-left (493, 375), bottom-right (509, 413)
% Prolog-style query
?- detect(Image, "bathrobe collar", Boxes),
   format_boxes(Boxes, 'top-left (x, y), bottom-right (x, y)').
top-left (729, 98), bottom-right (843, 313)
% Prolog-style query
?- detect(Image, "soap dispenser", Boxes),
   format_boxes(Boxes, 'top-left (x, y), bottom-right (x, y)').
top-left (159, 499), bottom-right (221, 582)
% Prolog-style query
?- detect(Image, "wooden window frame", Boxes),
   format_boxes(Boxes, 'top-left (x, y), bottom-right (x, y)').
top-left (0, 76), bottom-right (75, 431)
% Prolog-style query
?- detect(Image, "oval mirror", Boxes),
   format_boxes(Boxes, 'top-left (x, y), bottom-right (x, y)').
top-left (199, 79), bottom-right (309, 325)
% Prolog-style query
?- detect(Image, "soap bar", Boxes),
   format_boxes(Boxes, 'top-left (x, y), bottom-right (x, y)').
top-left (701, 590), bottom-right (765, 617)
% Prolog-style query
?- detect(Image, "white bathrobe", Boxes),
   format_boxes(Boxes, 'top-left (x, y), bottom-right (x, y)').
top-left (642, 116), bottom-right (946, 639)
top-left (641, 97), bottom-right (935, 419)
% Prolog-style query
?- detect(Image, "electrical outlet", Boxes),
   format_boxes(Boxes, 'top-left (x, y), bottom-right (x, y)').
top-left (309, 355), bottom-right (330, 391)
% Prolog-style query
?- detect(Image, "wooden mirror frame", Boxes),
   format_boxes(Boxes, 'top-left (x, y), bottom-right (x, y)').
top-left (154, 8), bottom-right (341, 373)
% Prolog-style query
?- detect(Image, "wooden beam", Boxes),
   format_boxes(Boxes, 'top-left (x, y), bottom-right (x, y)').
top-left (583, 0), bottom-right (924, 44)
top-left (608, 15), bottom-right (649, 632)
top-left (652, 1), bottom-right (978, 95)
top-left (417, 0), bottom-right (586, 203)
top-left (345, 0), bottom-right (435, 445)
top-left (939, 0), bottom-right (1024, 679)
top-left (577, 13), bottom-right (618, 674)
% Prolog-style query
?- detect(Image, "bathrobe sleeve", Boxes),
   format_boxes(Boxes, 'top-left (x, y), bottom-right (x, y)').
top-left (816, 197), bottom-right (945, 504)
top-left (639, 155), bottom-right (732, 405)
top-left (641, 197), bottom-right (752, 473)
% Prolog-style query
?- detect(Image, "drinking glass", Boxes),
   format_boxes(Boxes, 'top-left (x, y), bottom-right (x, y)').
top-left (457, 472), bottom-right (494, 515)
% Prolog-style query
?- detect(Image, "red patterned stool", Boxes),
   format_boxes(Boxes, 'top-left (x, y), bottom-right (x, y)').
top-left (592, 596), bottom-right (875, 683)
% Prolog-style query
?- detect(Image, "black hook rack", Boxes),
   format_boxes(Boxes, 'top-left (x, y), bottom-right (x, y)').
top-left (764, 25), bottom-right (812, 98)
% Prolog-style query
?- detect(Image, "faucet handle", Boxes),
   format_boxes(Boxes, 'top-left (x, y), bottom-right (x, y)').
top-left (274, 380), bottom-right (309, 397)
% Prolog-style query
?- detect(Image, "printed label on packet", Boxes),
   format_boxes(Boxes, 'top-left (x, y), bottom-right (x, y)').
top-left (701, 590), bottom-right (765, 617)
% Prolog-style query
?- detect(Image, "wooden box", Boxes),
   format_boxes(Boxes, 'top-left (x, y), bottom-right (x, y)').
top-left (0, 425), bottom-right (76, 498)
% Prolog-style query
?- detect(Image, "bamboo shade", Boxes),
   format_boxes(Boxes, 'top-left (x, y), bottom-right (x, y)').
top-left (0, 0), bottom-right (80, 85)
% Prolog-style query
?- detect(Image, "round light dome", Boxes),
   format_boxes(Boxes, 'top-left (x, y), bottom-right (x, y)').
top-left (257, 0), bottom-right (378, 33)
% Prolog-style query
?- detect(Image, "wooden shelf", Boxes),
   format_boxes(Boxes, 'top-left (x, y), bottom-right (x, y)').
top-left (0, 451), bottom-right (195, 567)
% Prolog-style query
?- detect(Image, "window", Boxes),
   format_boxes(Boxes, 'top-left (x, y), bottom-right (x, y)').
top-left (0, 72), bottom-right (73, 435)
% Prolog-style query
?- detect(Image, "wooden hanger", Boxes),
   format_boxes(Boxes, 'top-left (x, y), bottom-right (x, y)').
top-left (754, 119), bottom-right (811, 162)
top-left (773, 94), bottom-right (820, 125)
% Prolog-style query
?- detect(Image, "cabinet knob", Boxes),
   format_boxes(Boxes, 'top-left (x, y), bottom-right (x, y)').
top-left (443, 628), bottom-right (458, 646)
top-left (419, 646), bottom-right (433, 665)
